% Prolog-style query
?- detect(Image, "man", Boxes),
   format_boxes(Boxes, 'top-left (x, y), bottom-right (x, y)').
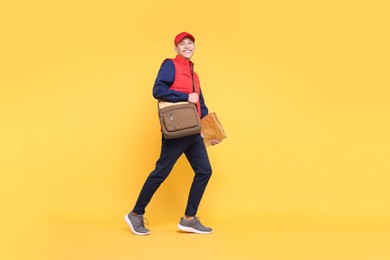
top-left (125, 32), bottom-right (220, 236)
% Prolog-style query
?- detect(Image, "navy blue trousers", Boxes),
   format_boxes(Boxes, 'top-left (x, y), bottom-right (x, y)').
top-left (133, 134), bottom-right (212, 216)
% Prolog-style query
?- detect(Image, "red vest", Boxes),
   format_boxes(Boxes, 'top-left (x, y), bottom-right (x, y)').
top-left (169, 55), bottom-right (201, 116)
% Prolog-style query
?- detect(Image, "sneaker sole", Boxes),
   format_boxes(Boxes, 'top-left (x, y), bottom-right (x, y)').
top-left (177, 224), bottom-right (212, 234)
top-left (124, 214), bottom-right (150, 236)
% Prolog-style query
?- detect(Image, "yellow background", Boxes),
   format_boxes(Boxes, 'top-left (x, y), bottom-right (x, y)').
top-left (1, 0), bottom-right (389, 259)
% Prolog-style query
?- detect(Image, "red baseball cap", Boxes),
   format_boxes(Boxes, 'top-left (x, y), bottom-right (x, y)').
top-left (174, 32), bottom-right (195, 46)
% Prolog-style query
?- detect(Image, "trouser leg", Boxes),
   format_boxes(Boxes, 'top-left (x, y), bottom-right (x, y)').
top-left (184, 135), bottom-right (212, 216)
top-left (132, 137), bottom-right (189, 215)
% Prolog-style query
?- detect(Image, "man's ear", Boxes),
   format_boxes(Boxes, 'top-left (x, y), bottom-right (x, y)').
top-left (174, 47), bottom-right (178, 53)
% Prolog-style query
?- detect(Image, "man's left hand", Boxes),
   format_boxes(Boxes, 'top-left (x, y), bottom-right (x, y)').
top-left (210, 139), bottom-right (221, 146)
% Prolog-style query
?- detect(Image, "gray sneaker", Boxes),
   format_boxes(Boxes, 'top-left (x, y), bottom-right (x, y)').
top-left (124, 211), bottom-right (150, 236)
top-left (177, 217), bottom-right (212, 234)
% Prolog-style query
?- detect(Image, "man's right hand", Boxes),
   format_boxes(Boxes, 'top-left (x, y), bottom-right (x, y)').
top-left (188, 93), bottom-right (199, 103)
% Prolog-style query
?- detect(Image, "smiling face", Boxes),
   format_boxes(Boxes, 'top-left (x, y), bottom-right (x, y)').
top-left (175, 37), bottom-right (196, 60)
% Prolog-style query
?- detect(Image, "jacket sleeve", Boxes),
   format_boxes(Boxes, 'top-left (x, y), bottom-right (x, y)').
top-left (152, 59), bottom-right (189, 102)
top-left (199, 89), bottom-right (209, 119)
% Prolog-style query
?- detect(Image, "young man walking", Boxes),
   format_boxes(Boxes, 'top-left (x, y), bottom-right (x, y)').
top-left (125, 32), bottom-right (220, 236)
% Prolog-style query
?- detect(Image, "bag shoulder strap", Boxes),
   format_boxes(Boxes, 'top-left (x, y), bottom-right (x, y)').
top-left (191, 63), bottom-right (196, 93)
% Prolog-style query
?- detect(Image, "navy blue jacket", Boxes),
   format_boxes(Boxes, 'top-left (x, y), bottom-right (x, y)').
top-left (152, 59), bottom-right (209, 119)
